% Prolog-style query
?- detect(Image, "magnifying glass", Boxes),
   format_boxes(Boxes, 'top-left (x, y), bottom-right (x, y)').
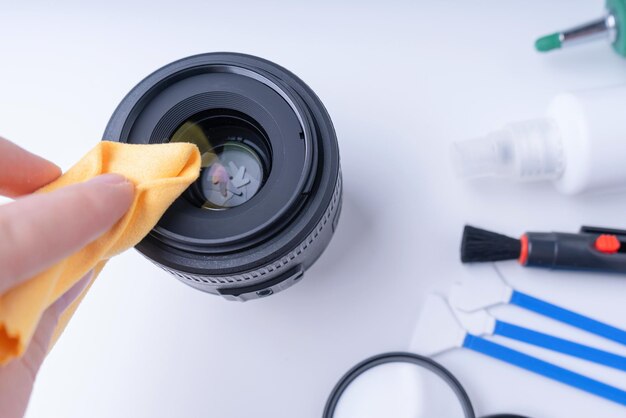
top-left (324, 352), bottom-right (531, 418)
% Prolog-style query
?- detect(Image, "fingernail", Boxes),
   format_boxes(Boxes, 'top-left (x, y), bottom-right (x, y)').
top-left (90, 173), bottom-right (129, 185)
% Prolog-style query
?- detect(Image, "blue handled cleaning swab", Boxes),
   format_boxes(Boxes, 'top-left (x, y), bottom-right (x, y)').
top-left (452, 305), bottom-right (626, 372)
top-left (411, 295), bottom-right (626, 407)
top-left (450, 264), bottom-right (626, 347)
top-left (463, 335), bottom-right (626, 407)
top-left (510, 291), bottom-right (626, 346)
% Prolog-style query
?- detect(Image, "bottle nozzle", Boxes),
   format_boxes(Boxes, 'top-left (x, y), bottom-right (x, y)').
top-left (451, 134), bottom-right (507, 179)
top-left (451, 119), bottom-right (565, 183)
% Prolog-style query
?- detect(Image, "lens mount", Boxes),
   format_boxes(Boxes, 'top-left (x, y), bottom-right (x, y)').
top-left (104, 53), bottom-right (341, 300)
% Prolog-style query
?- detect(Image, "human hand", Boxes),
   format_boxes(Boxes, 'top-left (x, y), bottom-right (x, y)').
top-left (0, 137), bottom-right (134, 418)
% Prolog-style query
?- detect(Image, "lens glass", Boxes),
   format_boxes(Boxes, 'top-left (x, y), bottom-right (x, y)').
top-left (333, 362), bottom-right (467, 418)
top-left (170, 111), bottom-right (271, 210)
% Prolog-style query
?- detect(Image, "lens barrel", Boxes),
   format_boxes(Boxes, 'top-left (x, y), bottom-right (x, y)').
top-left (103, 53), bottom-right (342, 301)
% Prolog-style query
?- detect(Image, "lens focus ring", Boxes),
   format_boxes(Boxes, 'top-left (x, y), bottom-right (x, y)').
top-left (145, 174), bottom-right (341, 301)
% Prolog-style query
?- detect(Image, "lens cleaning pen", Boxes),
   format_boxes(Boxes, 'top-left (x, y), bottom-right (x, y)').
top-left (535, 0), bottom-right (626, 57)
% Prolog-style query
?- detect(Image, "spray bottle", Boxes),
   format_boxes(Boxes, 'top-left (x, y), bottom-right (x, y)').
top-left (451, 85), bottom-right (626, 195)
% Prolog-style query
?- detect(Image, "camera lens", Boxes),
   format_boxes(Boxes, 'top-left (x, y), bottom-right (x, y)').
top-left (103, 53), bottom-right (342, 301)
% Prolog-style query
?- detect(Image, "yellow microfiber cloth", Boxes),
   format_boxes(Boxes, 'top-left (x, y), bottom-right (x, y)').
top-left (0, 141), bottom-right (201, 365)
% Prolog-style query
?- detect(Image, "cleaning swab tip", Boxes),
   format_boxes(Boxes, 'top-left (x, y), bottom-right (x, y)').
top-left (535, 33), bottom-right (562, 52)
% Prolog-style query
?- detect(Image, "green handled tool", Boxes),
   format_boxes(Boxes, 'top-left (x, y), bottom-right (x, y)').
top-left (535, 0), bottom-right (626, 57)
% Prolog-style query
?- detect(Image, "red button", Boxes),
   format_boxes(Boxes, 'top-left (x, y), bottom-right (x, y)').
top-left (595, 234), bottom-right (621, 254)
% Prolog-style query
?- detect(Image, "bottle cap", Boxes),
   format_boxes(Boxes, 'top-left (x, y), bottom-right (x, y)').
top-left (451, 118), bottom-right (565, 182)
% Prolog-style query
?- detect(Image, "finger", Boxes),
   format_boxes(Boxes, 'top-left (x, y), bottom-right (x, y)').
top-left (0, 174), bottom-right (134, 293)
top-left (0, 137), bottom-right (62, 198)
top-left (20, 271), bottom-right (93, 378)
top-left (0, 272), bottom-right (92, 418)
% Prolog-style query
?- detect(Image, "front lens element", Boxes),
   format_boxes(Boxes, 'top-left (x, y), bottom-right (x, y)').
top-left (170, 111), bottom-right (270, 210)
top-left (200, 142), bottom-right (264, 209)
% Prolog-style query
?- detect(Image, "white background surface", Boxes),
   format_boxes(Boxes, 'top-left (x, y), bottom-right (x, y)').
top-left (2, 1), bottom-right (626, 417)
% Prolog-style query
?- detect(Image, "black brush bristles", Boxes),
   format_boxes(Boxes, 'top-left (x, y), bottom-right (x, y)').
top-left (461, 225), bottom-right (521, 263)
